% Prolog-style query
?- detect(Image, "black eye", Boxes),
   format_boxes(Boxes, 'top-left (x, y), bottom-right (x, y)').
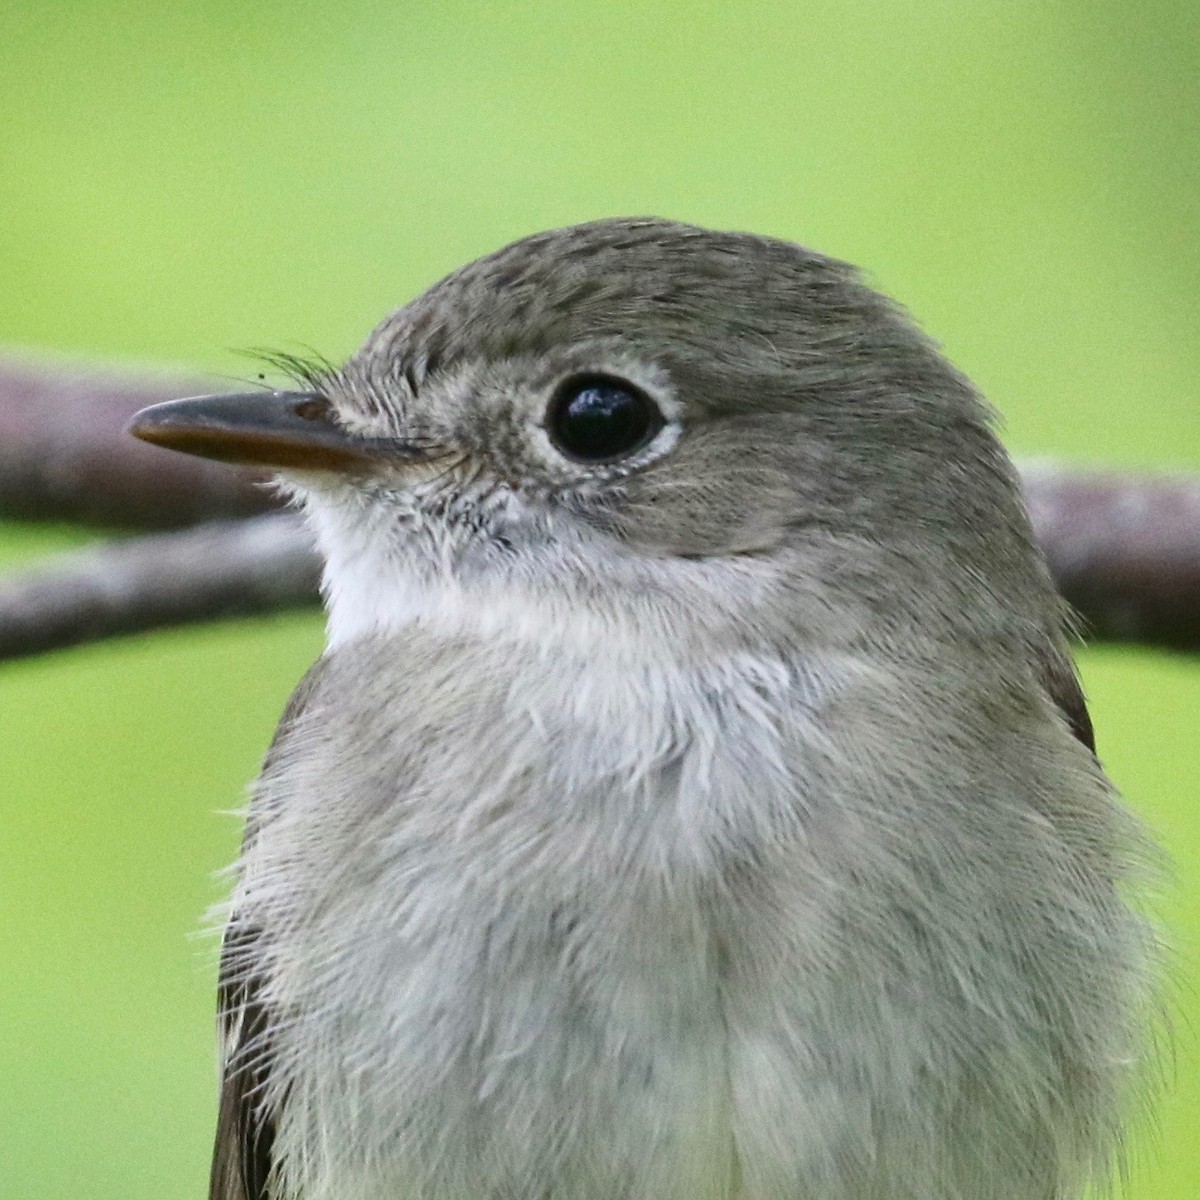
top-left (546, 376), bottom-right (664, 463)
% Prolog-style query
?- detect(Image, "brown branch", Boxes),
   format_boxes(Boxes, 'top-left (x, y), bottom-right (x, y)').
top-left (0, 515), bottom-right (320, 660)
top-left (0, 466), bottom-right (1197, 661)
top-left (0, 353), bottom-right (1196, 659)
top-left (1022, 465), bottom-right (1200, 652)
top-left (0, 351), bottom-right (275, 527)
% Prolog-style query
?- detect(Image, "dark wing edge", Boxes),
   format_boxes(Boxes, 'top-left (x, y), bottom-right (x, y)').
top-left (1038, 646), bottom-right (1097, 756)
top-left (210, 657), bottom-right (332, 1200)
top-left (211, 924), bottom-right (276, 1200)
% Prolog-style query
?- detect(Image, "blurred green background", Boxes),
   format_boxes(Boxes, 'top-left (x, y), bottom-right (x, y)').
top-left (1, 1), bottom-right (1197, 1196)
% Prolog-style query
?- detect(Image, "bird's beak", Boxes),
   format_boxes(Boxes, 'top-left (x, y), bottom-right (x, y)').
top-left (127, 390), bottom-right (405, 471)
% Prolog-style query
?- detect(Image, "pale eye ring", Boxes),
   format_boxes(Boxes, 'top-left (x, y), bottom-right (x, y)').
top-left (546, 375), bottom-right (664, 463)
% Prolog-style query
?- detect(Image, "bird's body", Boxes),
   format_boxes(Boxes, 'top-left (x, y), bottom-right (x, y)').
top-left (223, 618), bottom-right (1136, 1200)
top-left (132, 218), bottom-right (1155, 1200)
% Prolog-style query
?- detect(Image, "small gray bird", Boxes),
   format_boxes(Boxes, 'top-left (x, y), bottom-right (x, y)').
top-left (130, 218), bottom-right (1156, 1200)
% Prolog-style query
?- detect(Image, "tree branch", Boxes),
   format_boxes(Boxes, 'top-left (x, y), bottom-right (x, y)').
top-left (0, 515), bottom-right (320, 660)
top-left (0, 466), bottom-right (1197, 661)
top-left (1022, 464), bottom-right (1200, 652)
top-left (0, 351), bottom-right (273, 527)
top-left (0, 352), bottom-right (1196, 659)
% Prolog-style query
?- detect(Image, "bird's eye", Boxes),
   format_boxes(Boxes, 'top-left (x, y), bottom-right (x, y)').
top-left (546, 376), bottom-right (664, 463)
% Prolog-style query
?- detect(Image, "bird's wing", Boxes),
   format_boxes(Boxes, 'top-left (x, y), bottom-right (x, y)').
top-left (210, 921), bottom-right (275, 1200)
top-left (1038, 645), bottom-right (1097, 755)
top-left (210, 658), bottom-right (332, 1200)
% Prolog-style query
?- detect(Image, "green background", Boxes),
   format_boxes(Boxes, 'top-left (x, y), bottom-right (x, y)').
top-left (1, 2), bottom-right (1197, 1196)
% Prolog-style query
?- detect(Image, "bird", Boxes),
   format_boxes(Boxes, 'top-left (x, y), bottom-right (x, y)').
top-left (130, 217), bottom-right (1156, 1200)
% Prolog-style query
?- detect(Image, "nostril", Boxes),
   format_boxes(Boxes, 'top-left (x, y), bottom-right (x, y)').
top-left (294, 397), bottom-right (331, 422)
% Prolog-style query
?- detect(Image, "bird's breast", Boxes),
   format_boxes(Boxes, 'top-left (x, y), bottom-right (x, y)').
top-left (232, 630), bottom-right (1127, 1200)
top-left (236, 631), bottom-right (843, 1198)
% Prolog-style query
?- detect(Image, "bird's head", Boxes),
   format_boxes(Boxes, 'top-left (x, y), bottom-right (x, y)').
top-left (131, 218), bottom-right (1058, 664)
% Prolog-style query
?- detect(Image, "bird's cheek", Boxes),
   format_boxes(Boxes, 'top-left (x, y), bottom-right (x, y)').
top-left (606, 459), bottom-right (792, 557)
